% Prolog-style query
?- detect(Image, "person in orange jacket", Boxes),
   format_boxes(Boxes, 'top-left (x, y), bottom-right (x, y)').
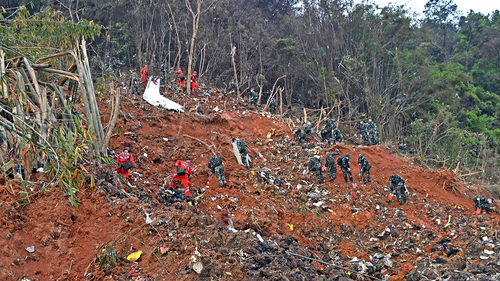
top-left (190, 71), bottom-right (199, 94)
top-left (175, 67), bottom-right (185, 87)
top-left (170, 160), bottom-right (193, 197)
top-left (140, 65), bottom-right (149, 87)
top-left (116, 147), bottom-right (134, 188)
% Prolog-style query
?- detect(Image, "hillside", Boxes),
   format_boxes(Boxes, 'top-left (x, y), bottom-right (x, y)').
top-left (1, 87), bottom-right (499, 281)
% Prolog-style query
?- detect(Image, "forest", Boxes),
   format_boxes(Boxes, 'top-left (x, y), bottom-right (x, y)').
top-left (1, 0), bottom-right (500, 188)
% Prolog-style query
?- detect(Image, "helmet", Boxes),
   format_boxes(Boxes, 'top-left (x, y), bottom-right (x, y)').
top-left (314, 155), bottom-right (320, 159)
top-left (359, 154), bottom-right (363, 158)
top-left (193, 71), bottom-right (197, 75)
top-left (346, 153), bottom-right (350, 158)
top-left (145, 65), bottom-right (148, 68)
top-left (124, 147), bottom-right (131, 152)
top-left (175, 160), bottom-right (182, 167)
top-left (335, 148), bottom-right (339, 152)
top-left (232, 137), bottom-right (237, 142)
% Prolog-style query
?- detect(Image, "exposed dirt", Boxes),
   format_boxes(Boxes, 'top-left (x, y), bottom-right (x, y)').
top-left (1, 86), bottom-right (499, 281)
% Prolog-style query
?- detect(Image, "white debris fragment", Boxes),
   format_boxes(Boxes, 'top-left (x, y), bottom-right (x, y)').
top-left (145, 211), bottom-right (156, 224)
top-left (256, 233), bottom-right (264, 243)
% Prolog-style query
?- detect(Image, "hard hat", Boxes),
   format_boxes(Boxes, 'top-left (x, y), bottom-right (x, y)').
top-left (359, 154), bottom-right (363, 158)
top-left (314, 155), bottom-right (320, 159)
top-left (346, 153), bottom-right (350, 158)
top-left (124, 147), bottom-right (131, 152)
top-left (335, 148), bottom-right (339, 152)
top-left (193, 71), bottom-right (197, 75)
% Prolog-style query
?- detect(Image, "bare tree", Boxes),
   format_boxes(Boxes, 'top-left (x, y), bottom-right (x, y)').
top-left (185, 0), bottom-right (218, 94)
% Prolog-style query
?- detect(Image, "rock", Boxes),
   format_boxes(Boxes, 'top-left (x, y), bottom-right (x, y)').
top-left (192, 261), bottom-right (203, 274)
top-left (25, 246), bottom-right (35, 253)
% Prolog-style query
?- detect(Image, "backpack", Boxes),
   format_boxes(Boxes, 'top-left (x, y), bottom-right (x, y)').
top-left (337, 156), bottom-right (344, 166)
top-left (309, 158), bottom-right (319, 171)
top-left (209, 156), bottom-right (222, 168)
top-left (118, 152), bottom-right (133, 171)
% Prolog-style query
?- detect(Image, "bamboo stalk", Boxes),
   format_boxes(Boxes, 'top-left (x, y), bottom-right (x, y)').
top-left (35, 68), bottom-right (79, 82)
top-left (102, 87), bottom-right (121, 155)
top-left (0, 49), bottom-right (7, 99)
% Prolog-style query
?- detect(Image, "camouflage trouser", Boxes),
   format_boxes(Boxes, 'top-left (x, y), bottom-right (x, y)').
top-left (250, 100), bottom-right (259, 110)
top-left (370, 133), bottom-right (379, 145)
top-left (327, 166), bottom-right (336, 181)
top-left (475, 202), bottom-right (490, 213)
top-left (299, 140), bottom-right (307, 149)
top-left (313, 169), bottom-right (324, 184)
top-left (132, 85), bottom-right (139, 95)
top-left (395, 185), bottom-right (407, 206)
top-left (360, 169), bottom-right (371, 183)
top-left (341, 168), bottom-right (353, 183)
top-left (241, 152), bottom-right (249, 167)
top-left (214, 165), bottom-right (226, 188)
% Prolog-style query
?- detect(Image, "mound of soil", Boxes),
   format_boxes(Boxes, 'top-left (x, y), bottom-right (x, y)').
top-left (1, 86), bottom-right (499, 281)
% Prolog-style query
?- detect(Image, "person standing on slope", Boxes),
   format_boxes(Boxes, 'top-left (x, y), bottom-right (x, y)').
top-left (116, 147), bottom-right (134, 189)
top-left (337, 153), bottom-right (354, 184)
top-left (140, 65), bottom-right (149, 87)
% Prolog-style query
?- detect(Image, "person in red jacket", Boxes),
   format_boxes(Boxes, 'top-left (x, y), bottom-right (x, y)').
top-left (170, 160), bottom-right (193, 197)
top-left (190, 71), bottom-right (199, 94)
top-left (175, 67), bottom-right (185, 87)
top-left (116, 147), bottom-right (134, 188)
top-left (140, 65), bottom-right (149, 87)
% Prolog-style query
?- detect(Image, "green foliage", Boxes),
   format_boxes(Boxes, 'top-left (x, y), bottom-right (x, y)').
top-left (47, 115), bottom-right (93, 209)
top-left (0, 6), bottom-right (102, 60)
top-left (98, 243), bottom-right (117, 269)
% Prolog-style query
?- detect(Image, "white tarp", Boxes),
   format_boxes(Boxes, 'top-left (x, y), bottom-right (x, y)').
top-left (143, 78), bottom-right (184, 112)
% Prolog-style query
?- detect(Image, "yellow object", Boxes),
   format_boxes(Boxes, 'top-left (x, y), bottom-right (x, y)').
top-left (286, 223), bottom-right (294, 231)
top-left (250, 170), bottom-right (256, 175)
top-left (444, 215), bottom-right (452, 228)
top-left (126, 250), bottom-right (143, 262)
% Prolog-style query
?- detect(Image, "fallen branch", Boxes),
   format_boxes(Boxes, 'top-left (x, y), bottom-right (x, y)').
top-left (183, 134), bottom-right (216, 156)
top-left (458, 171), bottom-right (482, 178)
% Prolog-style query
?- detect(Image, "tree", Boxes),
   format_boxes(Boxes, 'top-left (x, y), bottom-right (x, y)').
top-left (424, 0), bottom-right (459, 62)
top-left (185, 0), bottom-right (218, 94)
